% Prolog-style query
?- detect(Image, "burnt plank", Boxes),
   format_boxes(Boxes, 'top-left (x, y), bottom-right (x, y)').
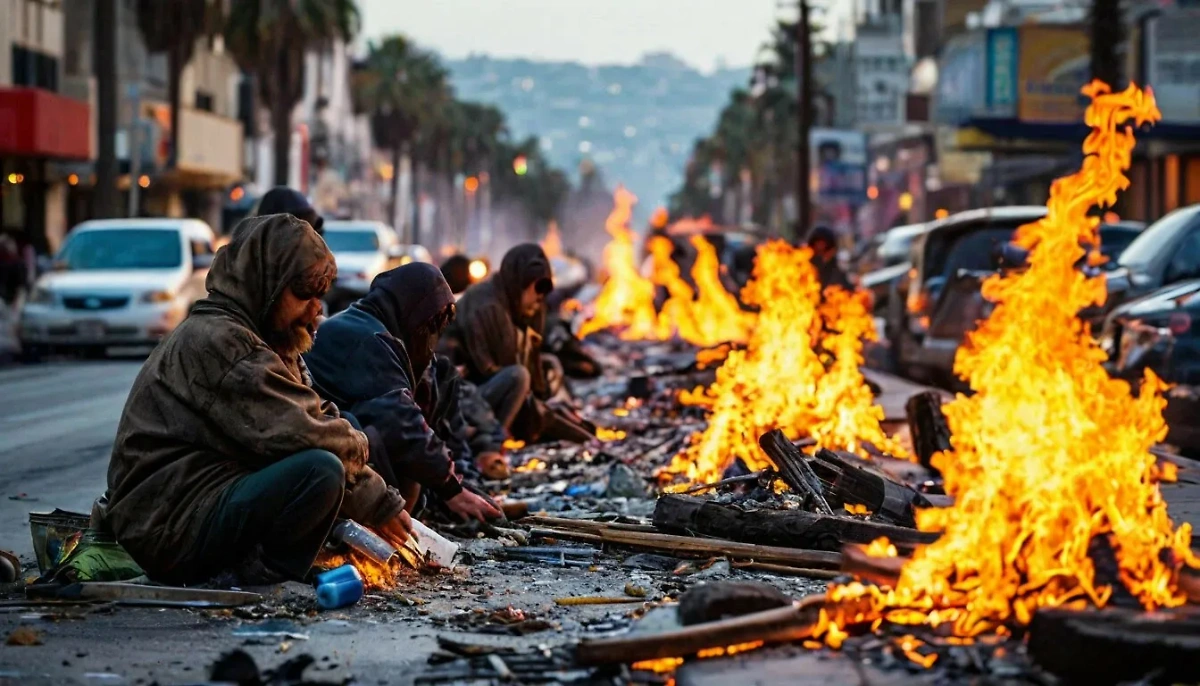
top-left (759, 430), bottom-right (834, 515)
top-left (653, 494), bottom-right (937, 552)
top-left (810, 448), bottom-right (924, 527)
top-left (906, 391), bottom-right (952, 470)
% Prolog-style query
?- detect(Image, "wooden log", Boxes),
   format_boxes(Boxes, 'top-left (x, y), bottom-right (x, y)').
top-left (576, 594), bottom-right (826, 666)
top-left (905, 391), bottom-right (952, 471)
top-left (840, 543), bottom-right (905, 588)
top-left (652, 494), bottom-right (937, 552)
top-left (519, 515), bottom-right (658, 533)
top-left (1028, 607), bottom-right (1200, 685)
top-left (809, 448), bottom-right (922, 527)
top-left (526, 526), bottom-right (842, 568)
top-left (730, 561), bottom-right (840, 579)
top-left (759, 429), bottom-right (835, 515)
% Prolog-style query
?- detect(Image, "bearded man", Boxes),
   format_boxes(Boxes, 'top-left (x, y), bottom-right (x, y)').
top-left (101, 214), bottom-right (410, 585)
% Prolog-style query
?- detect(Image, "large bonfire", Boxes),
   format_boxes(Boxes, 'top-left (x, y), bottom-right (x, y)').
top-left (669, 241), bottom-right (904, 485)
top-left (822, 81), bottom-right (1196, 641)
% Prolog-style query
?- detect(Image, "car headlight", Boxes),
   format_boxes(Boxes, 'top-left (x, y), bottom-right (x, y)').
top-left (27, 287), bottom-right (55, 305)
top-left (141, 290), bottom-right (175, 303)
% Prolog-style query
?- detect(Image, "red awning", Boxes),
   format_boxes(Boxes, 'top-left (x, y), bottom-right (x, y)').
top-left (0, 87), bottom-right (90, 161)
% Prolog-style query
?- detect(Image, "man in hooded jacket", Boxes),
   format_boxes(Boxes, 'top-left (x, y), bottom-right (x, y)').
top-left (443, 244), bottom-right (593, 443)
top-left (101, 214), bottom-right (410, 585)
top-left (305, 263), bottom-right (502, 522)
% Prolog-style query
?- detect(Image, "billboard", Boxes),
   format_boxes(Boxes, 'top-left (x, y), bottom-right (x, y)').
top-left (810, 129), bottom-right (868, 203)
top-left (1016, 25), bottom-right (1090, 123)
top-left (1145, 9), bottom-right (1200, 124)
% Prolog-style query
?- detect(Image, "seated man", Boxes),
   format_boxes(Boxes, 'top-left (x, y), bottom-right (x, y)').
top-left (304, 263), bottom-right (502, 521)
top-left (102, 214), bottom-right (410, 585)
top-left (443, 244), bottom-right (592, 443)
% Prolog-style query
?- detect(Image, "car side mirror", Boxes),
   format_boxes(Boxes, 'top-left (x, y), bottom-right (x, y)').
top-left (192, 253), bottom-right (214, 271)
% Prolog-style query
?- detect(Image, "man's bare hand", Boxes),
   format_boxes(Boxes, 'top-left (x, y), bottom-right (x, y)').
top-left (378, 510), bottom-right (413, 546)
top-left (446, 490), bottom-right (501, 522)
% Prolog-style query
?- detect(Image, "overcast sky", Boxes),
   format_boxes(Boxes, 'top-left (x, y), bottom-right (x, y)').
top-left (357, 0), bottom-right (846, 71)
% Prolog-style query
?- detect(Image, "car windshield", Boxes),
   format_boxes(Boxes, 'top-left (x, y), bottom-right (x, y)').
top-left (926, 223), bottom-right (1025, 279)
top-left (324, 230), bottom-right (380, 253)
top-left (57, 229), bottom-right (182, 270)
top-left (878, 229), bottom-right (923, 263)
top-left (1119, 207), bottom-right (1200, 270)
top-left (1097, 227), bottom-right (1140, 262)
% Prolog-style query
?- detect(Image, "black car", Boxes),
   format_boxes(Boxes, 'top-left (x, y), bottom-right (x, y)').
top-left (1099, 279), bottom-right (1200, 456)
top-left (890, 208), bottom-right (1145, 386)
top-left (1108, 204), bottom-right (1200, 308)
top-left (886, 206), bottom-right (1048, 384)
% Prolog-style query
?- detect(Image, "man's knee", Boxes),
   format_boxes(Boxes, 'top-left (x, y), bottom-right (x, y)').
top-left (501, 365), bottom-right (531, 396)
top-left (291, 449), bottom-right (345, 500)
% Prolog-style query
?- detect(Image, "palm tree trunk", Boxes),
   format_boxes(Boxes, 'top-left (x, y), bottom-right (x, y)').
top-left (389, 141), bottom-right (402, 234)
top-left (272, 97), bottom-right (292, 187)
top-left (93, 0), bottom-right (119, 218)
top-left (167, 46), bottom-right (183, 168)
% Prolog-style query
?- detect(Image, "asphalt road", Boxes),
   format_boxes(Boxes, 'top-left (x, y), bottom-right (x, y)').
top-left (0, 360), bottom-right (142, 557)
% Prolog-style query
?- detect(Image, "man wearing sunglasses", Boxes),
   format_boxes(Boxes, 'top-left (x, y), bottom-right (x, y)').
top-left (443, 244), bottom-right (593, 444)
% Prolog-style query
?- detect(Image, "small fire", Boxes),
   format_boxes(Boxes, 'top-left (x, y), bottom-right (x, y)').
top-left (670, 241), bottom-right (902, 483)
top-left (503, 438), bottom-right (526, 451)
top-left (683, 235), bottom-right (753, 346)
top-left (577, 188), bottom-right (659, 340)
top-left (541, 220), bottom-right (564, 259)
top-left (818, 82), bottom-right (1197, 642)
top-left (317, 550), bottom-right (401, 591)
top-left (514, 457), bottom-right (547, 473)
top-left (596, 427), bottom-right (627, 441)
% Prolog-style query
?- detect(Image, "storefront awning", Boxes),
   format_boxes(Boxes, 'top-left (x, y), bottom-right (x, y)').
top-left (0, 87), bottom-right (90, 161)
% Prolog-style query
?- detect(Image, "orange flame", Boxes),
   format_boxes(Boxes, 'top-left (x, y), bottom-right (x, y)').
top-left (541, 220), bottom-right (563, 259)
top-left (317, 551), bottom-right (401, 591)
top-left (668, 241), bottom-right (903, 484)
top-left (577, 188), bottom-right (659, 339)
top-left (819, 82), bottom-right (1197, 641)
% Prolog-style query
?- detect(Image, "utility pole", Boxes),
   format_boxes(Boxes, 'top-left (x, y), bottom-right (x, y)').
top-left (127, 82), bottom-right (142, 218)
top-left (795, 0), bottom-right (813, 241)
top-left (94, 0), bottom-right (119, 219)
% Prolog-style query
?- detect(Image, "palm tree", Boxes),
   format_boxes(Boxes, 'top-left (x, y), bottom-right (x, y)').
top-left (223, 0), bottom-right (360, 187)
top-left (352, 36), bottom-right (450, 236)
top-left (135, 0), bottom-right (214, 167)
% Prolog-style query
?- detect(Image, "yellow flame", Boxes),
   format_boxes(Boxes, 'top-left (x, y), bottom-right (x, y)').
top-left (596, 427), bottom-right (627, 441)
top-left (818, 81), bottom-right (1197, 643)
top-left (542, 220), bottom-right (564, 259)
top-left (578, 188), bottom-right (660, 339)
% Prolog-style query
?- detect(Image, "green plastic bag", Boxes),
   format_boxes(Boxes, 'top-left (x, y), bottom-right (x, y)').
top-left (48, 531), bottom-right (144, 584)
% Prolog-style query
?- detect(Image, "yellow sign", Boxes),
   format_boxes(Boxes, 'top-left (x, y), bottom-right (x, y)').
top-left (1017, 25), bottom-right (1090, 123)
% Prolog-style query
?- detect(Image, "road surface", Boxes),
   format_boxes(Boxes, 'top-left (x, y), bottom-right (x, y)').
top-left (0, 361), bottom-right (142, 555)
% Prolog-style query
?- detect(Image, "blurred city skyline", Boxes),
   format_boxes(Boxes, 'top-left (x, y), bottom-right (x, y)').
top-left (357, 0), bottom-right (831, 72)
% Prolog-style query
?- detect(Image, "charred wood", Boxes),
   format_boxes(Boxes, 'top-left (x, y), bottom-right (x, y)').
top-left (759, 430), bottom-right (834, 515)
top-left (678, 581), bottom-right (793, 626)
top-left (906, 391), bottom-right (952, 471)
top-left (653, 495), bottom-right (937, 552)
top-left (809, 448), bottom-right (925, 527)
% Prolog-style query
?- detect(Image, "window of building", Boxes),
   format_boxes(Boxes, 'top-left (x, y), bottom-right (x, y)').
top-left (195, 90), bottom-right (215, 112)
top-left (11, 46), bottom-right (58, 92)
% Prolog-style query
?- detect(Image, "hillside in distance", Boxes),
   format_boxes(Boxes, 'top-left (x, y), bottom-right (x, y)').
top-left (444, 52), bottom-right (751, 226)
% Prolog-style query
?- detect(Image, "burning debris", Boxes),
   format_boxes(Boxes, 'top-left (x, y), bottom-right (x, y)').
top-left (577, 187), bottom-right (659, 340)
top-left (816, 81), bottom-right (1198, 644)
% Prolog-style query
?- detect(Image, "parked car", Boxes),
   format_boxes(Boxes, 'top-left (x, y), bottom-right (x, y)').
top-left (19, 218), bottom-right (217, 357)
top-left (321, 220), bottom-right (430, 312)
top-left (1098, 279), bottom-right (1200, 455)
top-left (1107, 204), bottom-right (1200, 308)
top-left (885, 206), bottom-right (1048, 384)
top-left (855, 223), bottom-right (930, 276)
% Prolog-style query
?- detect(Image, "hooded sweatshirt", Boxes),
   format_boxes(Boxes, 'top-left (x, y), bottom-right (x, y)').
top-left (443, 243), bottom-right (552, 396)
top-left (305, 263), bottom-right (467, 500)
top-left (105, 214), bottom-right (390, 579)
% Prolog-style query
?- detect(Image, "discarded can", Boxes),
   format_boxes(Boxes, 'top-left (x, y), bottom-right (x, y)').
top-left (316, 576), bottom-right (363, 610)
top-left (329, 520), bottom-right (396, 565)
top-left (315, 564), bottom-right (362, 588)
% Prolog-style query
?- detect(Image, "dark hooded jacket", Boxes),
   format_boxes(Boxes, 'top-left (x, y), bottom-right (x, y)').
top-left (808, 225), bottom-right (851, 291)
top-left (305, 263), bottom-right (468, 501)
top-left (443, 243), bottom-right (551, 397)
top-left (104, 214), bottom-right (394, 579)
top-left (257, 187), bottom-right (323, 235)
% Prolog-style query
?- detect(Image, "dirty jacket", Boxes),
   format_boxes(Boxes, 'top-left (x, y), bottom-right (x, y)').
top-left (443, 244), bottom-right (551, 398)
top-left (105, 215), bottom-right (373, 578)
top-left (305, 264), bottom-right (467, 501)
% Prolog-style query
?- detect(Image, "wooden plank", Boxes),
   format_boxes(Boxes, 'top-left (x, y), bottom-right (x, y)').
top-left (653, 495), bottom-right (937, 552)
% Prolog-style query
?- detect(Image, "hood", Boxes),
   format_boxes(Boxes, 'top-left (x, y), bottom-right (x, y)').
top-left (496, 243), bottom-right (552, 321)
top-left (38, 269), bottom-right (187, 293)
top-left (353, 262), bottom-right (455, 342)
top-left (194, 214), bottom-right (335, 335)
top-left (1111, 279), bottom-right (1200, 321)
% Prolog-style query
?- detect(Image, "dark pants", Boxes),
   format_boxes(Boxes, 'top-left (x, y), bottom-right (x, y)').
top-left (181, 450), bottom-right (345, 583)
top-left (478, 365), bottom-right (531, 431)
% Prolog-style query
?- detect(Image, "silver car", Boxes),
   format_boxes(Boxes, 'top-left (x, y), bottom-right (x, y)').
top-left (19, 218), bottom-right (216, 356)
top-left (322, 221), bottom-right (431, 311)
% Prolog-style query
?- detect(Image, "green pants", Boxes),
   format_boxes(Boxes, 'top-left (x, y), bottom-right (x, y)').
top-left (177, 449), bottom-right (345, 583)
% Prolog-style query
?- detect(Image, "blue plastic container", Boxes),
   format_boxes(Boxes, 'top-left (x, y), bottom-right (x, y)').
top-left (316, 576), bottom-right (364, 610)
top-left (315, 564), bottom-right (362, 587)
